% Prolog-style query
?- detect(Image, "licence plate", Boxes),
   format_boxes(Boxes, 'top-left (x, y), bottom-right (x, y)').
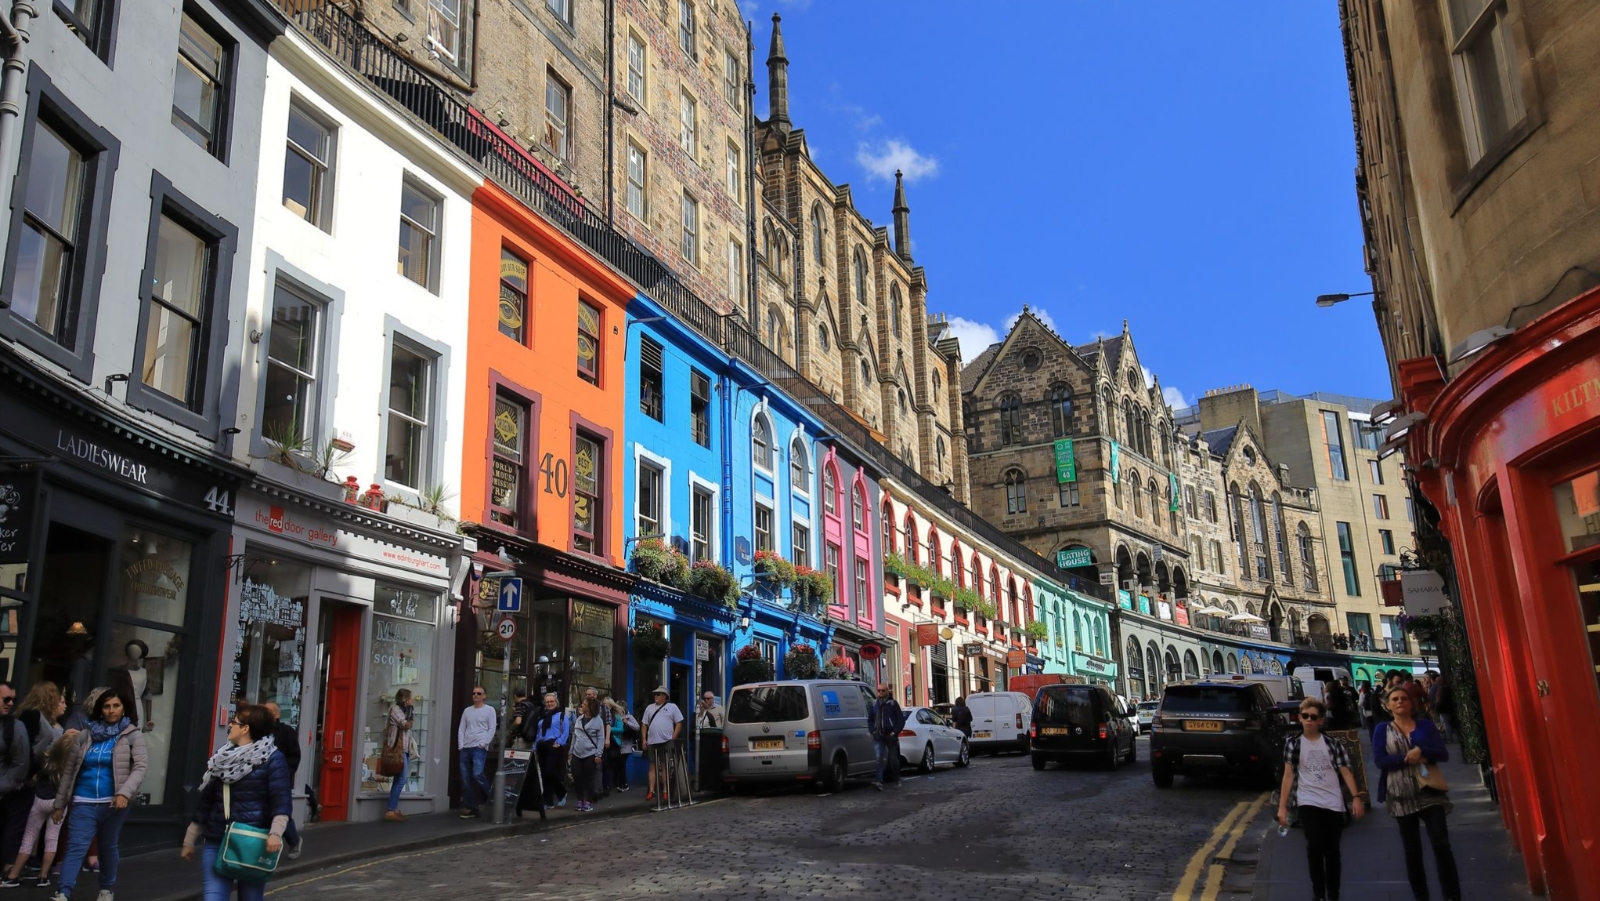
top-left (1183, 720), bottom-right (1223, 732)
top-left (752, 739), bottom-right (785, 751)
top-left (1040, 727), bottom-right (1068, 736)
top-left (974, 731), bottom-right (993, 739)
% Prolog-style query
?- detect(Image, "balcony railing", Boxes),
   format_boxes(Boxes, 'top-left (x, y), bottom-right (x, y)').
top-left (274, 0), bottom-right (1107, 603)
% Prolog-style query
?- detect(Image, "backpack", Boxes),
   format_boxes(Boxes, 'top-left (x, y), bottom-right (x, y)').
top-left (520, 705), bottom-right (542, 743)
top-left (16, 711), bottom-right (43, 782)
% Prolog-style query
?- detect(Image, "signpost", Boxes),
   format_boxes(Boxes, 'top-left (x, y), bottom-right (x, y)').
top-left (1401, 569), bottom-right (1449, 616)
top-left (1053, 439), bottom-right (1076, 484)
top-left (497, 577), bottom-right (523, 612)
top-left (490, 608), bottom-right (515, 824)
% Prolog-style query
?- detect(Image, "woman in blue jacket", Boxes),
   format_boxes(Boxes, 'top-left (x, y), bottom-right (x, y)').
top-left (1373, 686), bottom-right (1461, 901)
top-left (180, 704), bottom-right (291, 901)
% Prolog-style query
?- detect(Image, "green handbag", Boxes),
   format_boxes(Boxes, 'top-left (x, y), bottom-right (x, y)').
top-left (213, 784), bottom-right (281, 884)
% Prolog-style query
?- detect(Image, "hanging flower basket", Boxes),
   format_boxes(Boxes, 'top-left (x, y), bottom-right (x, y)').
top-left (753, 550), bottom-right (797, 588)
top-left (1398, 612), bottom-right (1448, 640)
top-left (821, 654), bottom-right (857, 681)
top-left (733, 643), bottom-right (774, 684)
top-left (631, 538), bottom-right (689, 587)
top-left (794, 566), bottom-right (834, 612)
top-left (785, 643), bottom-right (820, 679)
top-left (688, 560), bottom-right (741, 608)
top-left (631, 621), bottom-right (669, 662)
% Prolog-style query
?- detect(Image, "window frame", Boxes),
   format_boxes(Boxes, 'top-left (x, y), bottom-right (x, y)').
top-left (679, 90), bottom-right (697, 158)
top-left (725, 142), bottom-right (740, 202)
top-left (487, 379), bottom-right (538, 533)
top-left (689, 477), bottom-right (717, 564)
top-left (397, 175), bottom-right (442, 293)
top-left (570, 425), bottom-right (609, 557)
top-left (546, 0), bottom-right (573, 26)
top-left (1379, 528), bottom-right (1396, 556)
top-left (1336, 521), bottom-right (1360, 597)
top-left (636, 456), bottom-right (665, 541)
top-left (378, 320), bottom-right (449, 494)
top-left (726, 236), bottom-right (743, 304)
top-left (53, 0), bottom-right (118, 62)
top-left (427, 0), bottom-right (467, 69)
top-left (282, 98), bottom-right (337, 231)
top-left (638, 335), bottom-right (664, 421)
top-left (498, 245), bottom-right (530, 345)
top-left (1368, 458), bottom-right (1384, 485)
top-left (577, 298), bottom-right (602, 386)
top-left (678, 0), bottom-right (697, 59)
top-left (544, 70), bottom-right (572, 162)
top-left (625, 141), bottom-right (648, 221)
top-left (0, 69), bottom-right (120, 381)
top-left (251, 254), bottom-right (345, 463)
top-left (723, 50), bottom-right (740, 108)
top-left (1444, 0), bottom-right (1526, 165)
top-left (754, 502), bottom-right (773, 554)
top-left (625, 31), bottom-right (647, 103)
top-left (680, 191), bottom-right (699, 265)
top-left (1373, 494), bottom-right (1390, 520)
top-left (1321, 410), bottom-right (1348, 481)
top-left (126, 172), bottom-right (238, 434)
top-left (751, 411), bottom-right (774, 472)
top-left (1004, 469), bottom-right (1027, 515)
top-left (690, 368), bottom-right (712, 447)
top-left (171, 5), bottom-right (234, 161)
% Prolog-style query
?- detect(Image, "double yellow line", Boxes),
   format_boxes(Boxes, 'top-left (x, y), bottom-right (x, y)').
top-left (1170, 790), bottom-right (1270, 901)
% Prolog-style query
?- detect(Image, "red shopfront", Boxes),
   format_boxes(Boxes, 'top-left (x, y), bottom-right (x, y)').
top-left (1397, 285), bottom-right (1600, 899)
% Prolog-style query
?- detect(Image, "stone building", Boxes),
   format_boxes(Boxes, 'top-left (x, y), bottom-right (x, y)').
top-left (1340, 2), bottom-right (1600, 894)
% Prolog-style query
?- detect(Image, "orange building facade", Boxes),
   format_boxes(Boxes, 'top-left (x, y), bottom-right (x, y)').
top-left (450, 180), bottom-right (636, 806)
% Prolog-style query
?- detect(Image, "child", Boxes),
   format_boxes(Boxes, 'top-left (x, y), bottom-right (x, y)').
top-left (2, 733), bottom-right (74, 888)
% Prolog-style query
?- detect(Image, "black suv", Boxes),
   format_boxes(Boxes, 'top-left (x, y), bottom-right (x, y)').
top-left (1029, 684), bottom-right (1138, 770)
top-left (1150, 680), bottom-right (1287, 788)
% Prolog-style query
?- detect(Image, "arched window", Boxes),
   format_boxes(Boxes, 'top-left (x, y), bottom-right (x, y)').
top-left (816, 322), bottom-right (830, 352)
top-left (927, 527), bottom-right (941, 576)
top-left (1211, 539), bottom-right (1225, 576)
top-left (931, 370), bottom-right (941, 403)
top-left (767, 307), bottom-right (784, 346)
top-left (810, 206), bottom-right (823, 263)
top-left (1006, 579), bottom-right (1018, 624)
top-left (881, 499), bottom-right (895, 552)
top-left (790, 436), bottom-right (808, 489)
top-left (988, 565), bottom-right (999, 605)
top-left (970, 555), bottom-right (982, 597)
top-left (852, 249), bottom-right (867, 304)
top-left (951, 542), bottom-right (964, 588)
top-left (1230, 483), bottom-right (1247, 573)
top-left (1185, 485), bottom-right (1197, 517)
top-left (1298, 523), bottom-right (1318, 590)
top-left (860, 359), bottom-right (870, 385)
top-left (998, 394), bottom-right (1022, 445)
top-left (851, 483), bottom-right (865, 530)
top-left (897, 388), bottom-right (907, 415)
top-left (752, 413), bottom-right (773, 470)
top-left (1273, 493), bottom-right (1290, 584)
top-left (1192, 539), bottom-right (1205, 570)
top-left (1049, 385), bottom-right (1072, 437)
top-left (1004, 469), bottom-right (1027, 514)
top-left (890, 284), bottom-right (903, 337)
top-left (1249, 483), bottom-right (1270, 580)
top-left (1205, 490), bottom-right (1218, 522)
top-left (936, 436), bottom-right (946, 470)
top-left (903, 513), bottom-right (918, 564)
top-left (1130, 469), bottom-right (1143, 517)
top-left (1073, 612), bottom-right (1083, 651)
top-left (822, 463), bottom-right (837, 515)
top-left (1147, 479), bottom-right (1159, 523)
top-left (1103, 385), bottom-right (1118, 440)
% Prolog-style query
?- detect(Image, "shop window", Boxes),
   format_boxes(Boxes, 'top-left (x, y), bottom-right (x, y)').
top-left (490, 395), bottom-right (529, 528)
top-left (113, 525), bottom-right (195, 805)
top-left (569, 599), bottom-right (615, 711)
top-left (577, 299), bottom-right (601, 385)
top-left (499, 248), bottom-right (529, 344)
top-left (572, 431), bottom-right (603, 555)
top-left (172, 10), bottom-right (230, 157)
top-left (364, 582), bottom-right (437, 796)
top-left (235, 567), bottom-right (308, 728)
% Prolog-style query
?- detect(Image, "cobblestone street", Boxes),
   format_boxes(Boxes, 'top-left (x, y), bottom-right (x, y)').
top-left (265, 743), bottom-right (1259, 901)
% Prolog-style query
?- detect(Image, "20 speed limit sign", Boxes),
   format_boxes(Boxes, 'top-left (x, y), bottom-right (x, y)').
top-left (497, 617), bottom-right (517, 641)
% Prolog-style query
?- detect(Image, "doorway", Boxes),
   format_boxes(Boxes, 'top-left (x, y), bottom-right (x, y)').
top-left (312, 601), bottom-right (362, 822)
top-left (29, 524), bottom-right (113, 703)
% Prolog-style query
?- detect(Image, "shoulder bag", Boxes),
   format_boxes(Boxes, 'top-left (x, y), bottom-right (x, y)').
top-left (1404, 723), bottom-right (1449, 792)
top-left (213, 783), bottom-right (281, 884)
top-left (378, 711), bottom-right (405, 777)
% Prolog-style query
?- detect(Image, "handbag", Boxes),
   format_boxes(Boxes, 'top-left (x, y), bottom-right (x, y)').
top-left (1417, 761), bottom-right (1450, 792)
top-left (378, 725), bottom-right (405, 778)
top-left (213, 784), bottom-right (281, 884)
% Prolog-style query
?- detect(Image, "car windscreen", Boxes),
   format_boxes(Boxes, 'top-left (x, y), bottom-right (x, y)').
top-left (1138, 701), bottom-right (1161, 711)
top-left (728, 686), bottom-right (809, 724)
top-left (1161, 687), bottom-right (1254, 715)
top-left (1035, 689), bottom-right (1097, 726)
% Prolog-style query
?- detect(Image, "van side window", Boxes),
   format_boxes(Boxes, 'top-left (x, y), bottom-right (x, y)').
top-left (858, 685), bottom-right (877, 710)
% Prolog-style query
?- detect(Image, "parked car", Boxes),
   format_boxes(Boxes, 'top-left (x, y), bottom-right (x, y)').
top-left (1150, 680), bottom-right (1286, 788)
top-left (1136, 700), bottom-right (1161, 733)
top-left (896, 706), bottom-right (971, 772)
top-left (966, 691), bottom-right (1032, 754)
top-left (722, 680), bottom-right (878, 792)
top-left (1029, 684), bottom-right (1138, 770)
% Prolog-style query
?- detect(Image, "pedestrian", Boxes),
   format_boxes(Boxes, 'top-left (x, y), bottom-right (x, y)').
top-left (694, 693), bottom-right (723, 730)
top-left (951, 696), bottom-right (973, 738)
top-left (0, 684), bottom-right (32, 876)
top-left (178, 704), bottom-right (291, 901)
top-left (1432, 675), bottom-right (1455, 743)
top-left (258, 703), bottom-right (301, 860)
top-left (601, 699), bottom-right (637, 793)
top-left (1373, 686), bottom-right (1461, 901)
top-left (579, 689), bottom-right (613, 796)
top-left (640, 688), bottom-right (683, 802)
top-left (1358, 684), bottom-right (1377, 737)
top-left (532, 693), bottom-right (570, 809)
top-left (508, 689), bottom-right (532, 750)
top-left (48, 687), bottom-right (147, 901)
top-left (868, 683), bottom-right (904, 790)
top-left (1325, 677), bottom-right (1360, 732)
top-left (455, 686), bottom-right (495, 819)
top-left (382, 690), bottom-right (416, 822)
top-left (1401, 673), bottom-right (1430, 718)
top-left (8, 683), bottom-right (65, 869)
top-left (568, 699), bottom-right (605, 813)
top-left (1277, 697), bottom-right (1366, 901)
top-left (3, 734), bottom-right (71, 888)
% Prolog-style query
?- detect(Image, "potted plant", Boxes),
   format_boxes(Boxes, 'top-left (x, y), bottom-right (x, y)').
top-left (688, 559), bottom-right (741, 608)
top-left (785, 643), bottom-right (820, 679)
top-left (883, 553), bottom-right (907, 588)
top-left (794, 566), bottom-right (834, 614)
top-left (632, 620), bottom-right (669, 662)
top-left (970, 596), bottom-right (998, 622)
top-left (733, 643), bottom-right (774, 684)
top-left (821, 653), bottom-right (857, 681)
top-left (952, 585), bottom-right (981, 620)
top-left (753, 550), bottom-right (797, 589)
top-left (1025, 620), bottom-right (1050, 643)
top-left (929, 576), bottom-right (956, 605)
top-left (632, 538), bottom-right (689, 587)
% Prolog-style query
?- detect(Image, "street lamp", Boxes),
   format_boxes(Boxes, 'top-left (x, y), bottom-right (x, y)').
top-left (1315, 290), bottom-right (1377, 308)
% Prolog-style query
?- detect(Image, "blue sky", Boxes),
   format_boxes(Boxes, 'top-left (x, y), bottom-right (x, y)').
top-left (748, 1), bottom-right (1390, 407)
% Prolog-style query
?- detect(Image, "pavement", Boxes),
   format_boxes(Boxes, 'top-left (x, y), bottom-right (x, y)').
top-left (1237, 733), bottom-right (1533, 901)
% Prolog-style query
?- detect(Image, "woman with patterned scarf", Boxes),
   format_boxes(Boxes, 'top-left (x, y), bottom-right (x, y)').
top-left (1373, 686), bottom-right (1461, 901)
top-left (179, 704), bottom-right (291, 901)
top-left (48, 688), bottom-right (147, 901)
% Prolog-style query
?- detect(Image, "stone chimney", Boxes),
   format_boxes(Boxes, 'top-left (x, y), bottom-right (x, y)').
top-left (1199, 384), bottom-right (1261, 436)
top-left (892, 170), bottom-right (911, 261)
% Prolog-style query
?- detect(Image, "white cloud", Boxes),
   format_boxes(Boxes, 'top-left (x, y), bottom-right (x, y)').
top-left (837, 103), bottom-right (882, 132)
top-left (946, 317), bottom-right (1000, 357)
top-left (1163, 386), bottom-right (1194, 410)
top-left (1004, 306), bottom-right (1058, 334)
top-left (856, 139), bottom-right (940, 183)
top-left (1142, 365), bottom-right (1155, 388)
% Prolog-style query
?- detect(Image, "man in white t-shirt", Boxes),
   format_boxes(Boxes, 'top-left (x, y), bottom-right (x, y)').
top-left (640, 687), bottom-right (683, 801)
top-left (1277, 697), bottom-right (1366, 901)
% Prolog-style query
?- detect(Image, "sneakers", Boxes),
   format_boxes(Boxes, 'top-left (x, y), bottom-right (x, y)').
top-left (556, 795), bottom-right (567, 808)
top-left (575, 802), bottom-right (592, 813)
top-left (458, 809), bottom-right (478, 819)
top-left (97, 891), bottom-right (114, 901)
top-left (383, 810), bottom-right (405, 822)
top-left (32, 879), bottom-right (48, 889)
top-left (872, 781), bottom-right (883, 791)
top-left (0, 878), bottom-right (22, 888)
top-left (287, 836), bottom-right (304, 860)
top-left (47, 893), bottom-right (66, 901)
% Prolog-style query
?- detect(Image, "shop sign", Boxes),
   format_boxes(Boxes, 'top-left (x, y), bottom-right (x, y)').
top-left (1076, 655), bottom-right (1111, 676)
top-left (1053, 439), bottom-right (1076, 484)
top-left (251, 503), bottom-right (339, 548)
top-left (1401, 569), bottom-right (1449, 617)
top-left (696, 638), bottom-right (710, 661)
top-left (1249, 623), bottom-right (1271, 640)
top-left (0, 467), bottom-right (41, 569)
top-left (917, 623), bottom-right (940, 647)
top-left (1174, 601), bottom-right (1189, 626)
top-left (962, 642), bottom-right (983, 657)
top-left (1157, 600), bottom-right (1173, 621)
top-left (1137, 594), bottom-right (1151, 616)
top-left (1116, 589), bottom-right (1133, 610)
top-left (1056, 547), bottom-right (1092, 569)
top-left (1006, 649), bottom-right (1026, 668)
top-left (56, 430), bottom-right (151, 486)
top-left (339, 530), bottom-right (447, 576)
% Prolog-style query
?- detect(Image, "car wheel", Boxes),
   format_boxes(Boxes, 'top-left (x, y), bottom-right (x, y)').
top-left (822, 755), bottom-right (847, 793)
top-left (919, 743), bottom-right (936, 774)
top-left (1031, 752), bottom-right (1046, 771)
top-left (1106, 739), bottom-right (1120, 770)
top-left (1124, 736), bottom-right (1137, 764)
top-left (955, 741), bottom-right (970, 768)
top-left (1152, 761), bottom-right (1174, 788)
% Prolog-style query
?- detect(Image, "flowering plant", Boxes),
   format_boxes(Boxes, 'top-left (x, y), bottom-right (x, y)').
top-left (631, 538), bottom-right (689, 587)
top-left (687, 559), bottom-right (740, 608)
top-left (631, 620), bottom-right (669, 661)
top-left (793, 566), bottom-right (835, 608)
top-left (736, 643), bottom-right (766, 661)
top-left (785, 643), bottom-right (820, 679)
top-left (734, 642), bottom-right (774, 683)
top-left (753, 550), bottom-right (797, 587)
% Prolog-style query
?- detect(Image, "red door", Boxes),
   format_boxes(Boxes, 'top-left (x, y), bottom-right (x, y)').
top-left (316, 605), bottom-right (362, 822)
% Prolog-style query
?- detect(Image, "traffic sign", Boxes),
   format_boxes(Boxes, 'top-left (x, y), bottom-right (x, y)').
top-left (497, 617), bottom-right (517, 641)
top-left (497, 577), bottom-right (523, 612)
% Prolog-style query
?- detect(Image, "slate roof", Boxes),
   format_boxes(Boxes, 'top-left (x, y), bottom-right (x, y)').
top-left (1072, 335), bottom-right (1124, 371)
top-left (1198, 426), bottom-right (1238, 455)
top-left (960, 342), bottom-right (1002, 392)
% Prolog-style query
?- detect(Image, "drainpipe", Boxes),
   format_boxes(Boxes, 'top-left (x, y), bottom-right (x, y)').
top-left (743, 18), bottom-right (757, 336)
top-left (0, 2), bottom-right (38, 203)
top-left (603, 0), bottom-right (614, 225)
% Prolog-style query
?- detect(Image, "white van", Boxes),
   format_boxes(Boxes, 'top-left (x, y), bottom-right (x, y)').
top-left (1291, 666), bottom-right (1352, 701)
top-left (966, 691), bottom-right (1032, 754)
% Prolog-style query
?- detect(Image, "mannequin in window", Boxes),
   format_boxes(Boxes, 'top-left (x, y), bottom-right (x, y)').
top-left (108, 639), bottom-right (156, 732)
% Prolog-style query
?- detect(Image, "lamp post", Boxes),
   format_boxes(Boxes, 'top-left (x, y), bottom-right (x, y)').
top-left (1314, 290), bottom-right (1377, 308)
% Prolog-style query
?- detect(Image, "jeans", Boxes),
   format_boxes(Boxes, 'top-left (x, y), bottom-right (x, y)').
top-left (200, 844), bottom-right (264, 901)
top-left (874, 739), bottom-right (900, 784)
top-left (570, 755), bottom-right (599, 805)
top-left (1396, 805), bottom-right (1462, 901)
top-left (387, 752), bottom-right (409, 811)
top-left (57, 804), bottom-right (129, 897)
top-left (1299, 805), bottom-right (1345, 900)
top-left (458, 747), bottom-right (489, 813)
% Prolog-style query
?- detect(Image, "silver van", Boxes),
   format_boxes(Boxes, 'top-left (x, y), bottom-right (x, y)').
top-left (722, 680), bottom-right (878, 791)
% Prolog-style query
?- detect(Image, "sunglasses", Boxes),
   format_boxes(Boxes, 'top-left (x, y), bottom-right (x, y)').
top-left (1299, 713), bottom-right (1323, 721)
top-left (472, 691), bottom-right (485, 696)
top-left (0, 698), bottom-right (14, 705)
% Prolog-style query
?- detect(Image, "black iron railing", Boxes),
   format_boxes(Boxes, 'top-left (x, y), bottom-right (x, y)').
top-left (275, 0), bottom-right (1106, 603)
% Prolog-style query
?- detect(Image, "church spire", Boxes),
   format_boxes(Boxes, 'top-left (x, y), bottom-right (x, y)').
top-left (767, 14), bottom-right (791, 133)
top-left (892, 170), bottom-right (911, 261)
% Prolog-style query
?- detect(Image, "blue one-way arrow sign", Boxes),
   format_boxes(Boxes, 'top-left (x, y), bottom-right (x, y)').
top-left (497, 577), bottom-right (523, 613)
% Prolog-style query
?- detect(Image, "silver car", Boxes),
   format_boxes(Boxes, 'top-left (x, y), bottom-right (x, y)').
top-left (722, 680), bottom-right (878, 792)
top-left (896, 706), bottom-right (971, 772)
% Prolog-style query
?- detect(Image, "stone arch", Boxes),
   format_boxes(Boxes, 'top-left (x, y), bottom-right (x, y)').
top-left (1226, 652), bottom-right (1239, 674)
top-left (1183, 650), bottom-right (1200, 679)
top-left (1145, 641), bottom-right (1162, 692)
top-left (1308, 613), bottom-right (1332, 648)
top-left (1266, 599), bottom-right (1286, 642)
top-left (1135, 551), bottom-right (1153, 590)
top-left (1211, 650), bottom-right (1224, 674)
top-left (1126, 637), bottom-right (1145, 698)
top-left (1172, 567), bottom-right (1189, 599)
top-left (1116, 545), bottom-right (1135, 592)
top-left (1155, 560), bottom-right (1172, 596)
top-left (1164, 646), bottom-right (1182, 683)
